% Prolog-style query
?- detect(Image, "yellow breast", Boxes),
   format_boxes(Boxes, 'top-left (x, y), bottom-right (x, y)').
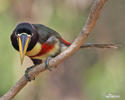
top-left (26, 42), bottom-right (60, 60)
top-left (26, 43), bottom-right (41, 57)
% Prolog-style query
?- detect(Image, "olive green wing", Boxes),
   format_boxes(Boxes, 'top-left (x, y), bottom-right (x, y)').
top-left (33, 24), bottom-right (61, 44)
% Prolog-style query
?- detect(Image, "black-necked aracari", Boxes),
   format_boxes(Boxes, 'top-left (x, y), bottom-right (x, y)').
top-left (11, 22), bottom-right (115, 81)
top-left (11, 22), bottom-right (72, 81)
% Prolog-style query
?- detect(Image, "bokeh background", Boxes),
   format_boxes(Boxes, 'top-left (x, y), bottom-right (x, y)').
top-left (0, 0), bottom-right (124, 100)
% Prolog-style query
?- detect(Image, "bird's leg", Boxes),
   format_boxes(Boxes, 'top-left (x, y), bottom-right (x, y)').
top-left (44, 36), bottom-right (59, 70)
top-left (25, 59), bottom-right (42, 81)
top-left (45, 56), bottom-right (52, 71)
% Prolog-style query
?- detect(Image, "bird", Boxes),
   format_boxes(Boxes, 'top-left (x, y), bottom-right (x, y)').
top-left (11, 22), bottom-right (116, 81)
top-left (11, 22), bottom-right (73, 81)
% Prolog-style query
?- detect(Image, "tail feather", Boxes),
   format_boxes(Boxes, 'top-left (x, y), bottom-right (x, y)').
top-left (60, 38), bottom-right (117, 49)
top-left (80, 43), bottom-right (117, 48)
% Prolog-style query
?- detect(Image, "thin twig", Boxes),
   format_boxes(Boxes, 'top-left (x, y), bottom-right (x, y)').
top-left (0, 0), bottom-right (108, 100)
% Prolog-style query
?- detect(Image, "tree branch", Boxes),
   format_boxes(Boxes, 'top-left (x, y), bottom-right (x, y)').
top-left (0, 0), bottom-right (108, 100)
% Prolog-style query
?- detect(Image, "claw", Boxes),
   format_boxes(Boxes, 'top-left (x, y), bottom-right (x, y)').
top-left (25, 66), bottom-right (35, 81)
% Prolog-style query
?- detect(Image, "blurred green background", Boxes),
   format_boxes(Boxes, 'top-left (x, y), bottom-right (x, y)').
top-left (0, 0), bottom-right (124, 100)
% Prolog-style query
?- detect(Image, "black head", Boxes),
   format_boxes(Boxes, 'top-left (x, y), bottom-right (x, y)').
top-left (11, 22), bottom-right (39, 64)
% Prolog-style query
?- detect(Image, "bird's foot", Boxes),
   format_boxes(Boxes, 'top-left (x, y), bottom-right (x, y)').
top-left (45, 56), bottom-right (53, 71)
top-left (25, 65), bottom-right (35, 81)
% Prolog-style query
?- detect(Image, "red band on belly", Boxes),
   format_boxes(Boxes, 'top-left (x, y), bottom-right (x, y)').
top-left (30, 43), bottom-right (54, 58)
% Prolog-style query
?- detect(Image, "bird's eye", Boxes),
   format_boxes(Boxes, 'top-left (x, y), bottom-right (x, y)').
top-left (15, 32), bottom-right (21, 36)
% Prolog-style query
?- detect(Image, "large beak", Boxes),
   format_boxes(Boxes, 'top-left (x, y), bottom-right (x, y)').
top-left (17, 33), bottom-right (31, 65)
